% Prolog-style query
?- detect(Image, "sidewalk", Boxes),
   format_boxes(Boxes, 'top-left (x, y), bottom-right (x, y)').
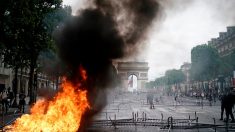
top-left (0, 96), bottom-right (45, 129)
top-left (0, 103), bottom-right (31, 129)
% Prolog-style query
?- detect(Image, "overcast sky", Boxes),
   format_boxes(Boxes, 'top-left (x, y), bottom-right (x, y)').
top-left (62, 0), bottom-right (235, 81)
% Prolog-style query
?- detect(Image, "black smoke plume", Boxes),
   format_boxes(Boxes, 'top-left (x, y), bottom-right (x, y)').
top-left (57, 9), bottom-right (123, 88)
top-left (55, 0), bottom-right (161, 131)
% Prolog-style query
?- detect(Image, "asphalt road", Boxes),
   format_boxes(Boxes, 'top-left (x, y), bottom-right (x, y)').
top-left (1, 91), bottom-right (234, 132)
top-left (92, 91), bottom-right (235, 132)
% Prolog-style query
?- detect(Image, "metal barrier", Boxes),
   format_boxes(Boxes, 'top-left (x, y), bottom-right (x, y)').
top-left (91, 112), bottom-right (197, 129)
top-left (2, 110), bottom-right (235, 131)
top-left (90, 112), bottom-right (235, 132)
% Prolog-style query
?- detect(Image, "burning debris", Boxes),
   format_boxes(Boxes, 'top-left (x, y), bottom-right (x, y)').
top-left (6, 0), bottom-right (161, 131)
top-left (6, 67), bottom-right (90, 132)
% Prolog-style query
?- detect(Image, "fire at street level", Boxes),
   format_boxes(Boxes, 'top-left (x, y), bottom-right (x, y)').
top-left (5, 67), bottom-right (90, 132)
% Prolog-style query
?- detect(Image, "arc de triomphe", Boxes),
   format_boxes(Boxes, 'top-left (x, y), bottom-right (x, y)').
top-left (117, 62), bottom-right (149, 91)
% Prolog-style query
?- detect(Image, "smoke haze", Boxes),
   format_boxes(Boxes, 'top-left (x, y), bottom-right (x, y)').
top-left (56, 0), bottom-right (162, 130)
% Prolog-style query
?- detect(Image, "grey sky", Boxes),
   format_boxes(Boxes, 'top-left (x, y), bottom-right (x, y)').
top-left (62, 0), bottom-right (235, 80)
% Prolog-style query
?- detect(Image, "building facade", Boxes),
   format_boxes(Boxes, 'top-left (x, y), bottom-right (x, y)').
top-left (0, 58), bottom-right (56, 96)
top-left (208, 26), bottom-right (235, 56)
top-left (0, 61), bottom-right (13, 91)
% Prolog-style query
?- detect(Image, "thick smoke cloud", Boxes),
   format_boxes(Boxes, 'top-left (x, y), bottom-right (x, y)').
top-left (57, 9), bottom-right (123, 89)
top-left (57, 0), bottom-right (160, 86)
top-left (94, 0), bottom-right (161, 55)
top-left (56, 0), bottom-right (161, 130)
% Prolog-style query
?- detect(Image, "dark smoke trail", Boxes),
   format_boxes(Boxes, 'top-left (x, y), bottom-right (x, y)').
top-left (55, 0), bottom-right (161, 131)
top-left (94, 0), bottom-right (161, 55)
top-left (56, 9), bottom-right (123, 87)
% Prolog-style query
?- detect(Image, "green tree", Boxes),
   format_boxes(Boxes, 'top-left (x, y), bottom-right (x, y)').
top-left (37, 6), bottom-right (71, 92)
top-left (0, 0), bottom-right (32, 106)
top-left (190, 44), bottom-right (220, 81)
top-left (145, 81), bottom-right (156, 89)
top-left (0, 0), bottom-right (69, 104)
top-left (0, 0), bottom-right (10, 46)
top-left (153, 70), bottom-right (185, 95)
top-left (165, 69), bottom-right (185, 85)
top-left (24, 2), bottom-right (70, 104)
top-left (155, 76), bottom-right (167, 86)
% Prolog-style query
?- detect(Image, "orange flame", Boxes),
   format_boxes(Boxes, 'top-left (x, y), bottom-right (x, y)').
top-left (6, 68), bottom-right (90, 132)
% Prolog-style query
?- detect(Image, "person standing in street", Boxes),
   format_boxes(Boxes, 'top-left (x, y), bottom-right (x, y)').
top-left (174, 94), bottom-right (178, 107)
top-left (1, 89), bottom-right (9, 114)
top-left (19, 93), bottom-right (26, 113)
top-left (208, 94), bottom-right (213, 106)
top-left (7, 87), bottom-right (14, 107)
top-left (149, 93), bottom-right (154, 109)
top-left (220, 94), bottom-right (226, 120)
top-left (201, 92), bottom-right (205, 108)
top-left (224, 87), bottom-right (235, 123)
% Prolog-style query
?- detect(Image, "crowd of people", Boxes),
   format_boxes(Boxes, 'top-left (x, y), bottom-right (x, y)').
top-left (0, 87), bottom-right (26, 114)
top-left (146, 86), bottom-right (235, 123)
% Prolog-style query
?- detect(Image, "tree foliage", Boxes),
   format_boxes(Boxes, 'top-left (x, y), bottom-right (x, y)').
top-left (190, 44), bottom-right (220, 81)
top-left (145, 81), bottom-right (156, 89)
top-left (0, 0), bottom-right (71, 104)
top-left (154, 69), bottom-right (185, 87)
top-left (165, 69), bottom-right (185, 85)
top-left (155, 76), bottom-right (167, 86)
top-left (0, 0), bottom-right (67, 69)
